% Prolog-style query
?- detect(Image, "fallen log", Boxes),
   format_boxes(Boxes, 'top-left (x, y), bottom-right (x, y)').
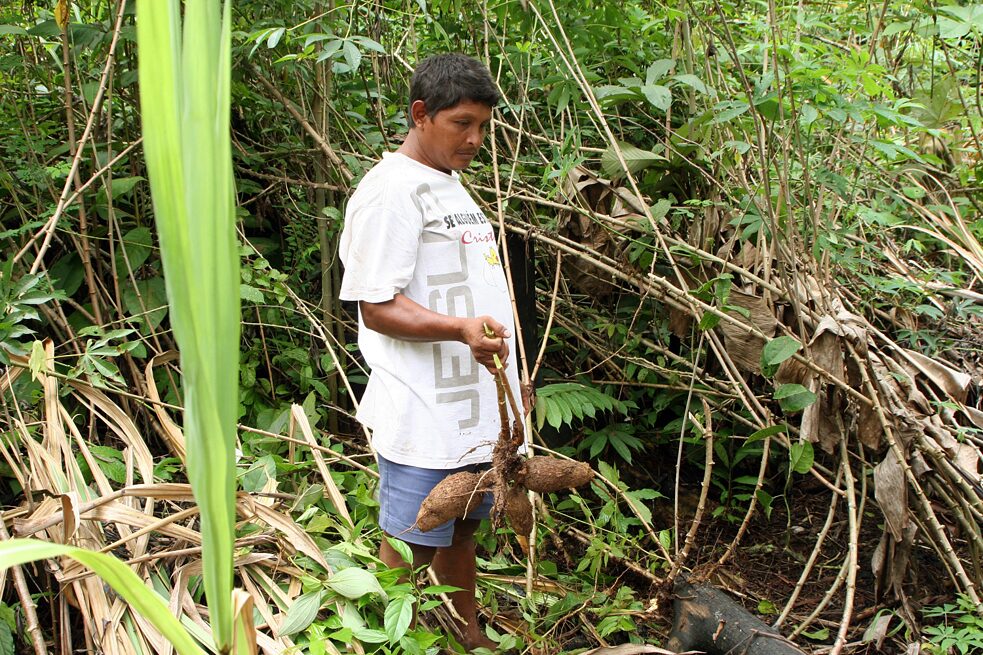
top-left (667, 576), bottom-right (806, 655)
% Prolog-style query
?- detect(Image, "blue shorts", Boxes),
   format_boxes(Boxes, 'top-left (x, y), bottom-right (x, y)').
top-left (377, 454), bottom-right (494, 548)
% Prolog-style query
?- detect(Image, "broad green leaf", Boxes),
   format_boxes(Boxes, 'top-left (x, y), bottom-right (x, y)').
top-left (624, 490), bottom-right (653, 524)
top-left (673, 73), bottom-right (707, 94)
top-left (938, 5), bottom-right (983, 39)
top-left (756, 489), bottom-right (773, 519)
top-left (239, 284), bottom-right (264, 303)
top-left (600, 142), bottom-right (665, 178)
top-left (385, 536), bottom-right (414, 568)
top-left (746, 424), bottom-right (787, 443)
top-left (137, 0), bottom-right (239, 649)
top-left (0, 25), bottom-right (28, 36)
top-left (122, 277), bottom-right (168, 332)
top-left (342, 40), bottom-right (361, 71)
top-left (789, 441), bottom-right (815, 474)
top-left (710, 100), bottom-right (750, 124)
top-left (762, 336), bottom-right (801, 367)
top-left (801, 627), bottom-right (830, 641)
top-left (353, 628), bottom-right (389, 643)
top-left (545, 396), bottom-right (562, 429)
top-left (327, 567), bottom-right (387, 601)
top-left (640, 84), bottom-right (672, 111)
top-left (0, 621), bottom-right (11, 655)
top-left (0, 539), bottom-right (202, 654)
top-left (103, 176), bottom-right (145, 200)
top-left (278, 590), bottom-right (323, 636)
top-left (28, 340), bottom-right (45, 378)
top-left (266, 27), bottom-right (285, 48)
top-left (774, 383), bottom-right (817, 413)
top-left (645, 58), bottom-right (674, 85)
top-left (384, 596), bottom-right (415, 643)
top-left (594, 84), bottom-right (639, 106)
top-left (115, 226), bottom-right (154, 272)
top-left (351, 35), bottom-right (386, 53)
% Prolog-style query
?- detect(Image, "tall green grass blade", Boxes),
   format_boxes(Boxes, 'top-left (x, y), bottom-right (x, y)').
top-left (0, 539), bottom-right (203, 655)
top-left (137, 0), bottom-right (239, 650)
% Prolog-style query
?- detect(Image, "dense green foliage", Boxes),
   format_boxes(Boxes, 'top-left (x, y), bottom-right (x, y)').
top-left (0, 0), bottom-right (981, 652)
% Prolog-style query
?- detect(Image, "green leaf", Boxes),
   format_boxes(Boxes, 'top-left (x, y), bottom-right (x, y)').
top-left (710, 100), bottom-right (750, 124)
top-left (342, 40), bottom-right (361, 71)
top-left (756, 489), bottom-right (773, 519)
top-left (789, 441), bottom-right (815, 474)
top-left (0, 621), bottom-right (11, 655)
top-left (645, 59), bottom-right (674, 85)
top-left (0, 26), bottom-right (28, 36)
top-left (122, 277), bottom-right (169, 332)
top-left (327, 567), bottom-right (387, 601)
top-left (801, 626), bottom-right (830, 641)
top-left (600, 142), bottom-right (665, 179)
top-left (384, 596), bottom-right (415, 642)
top-left (385, 536), bottom-right (414, 568)
top-left (266, 27), bottom-right (285, 48)
top-left (594, 84), bottom-right (638, 106)
top-left (938, 6), bottom-right (983, 39)
top-left (624, 490), bottom-right (654, 524)
top-left (534, 395), bottom-right (547, 431)
top-left (115, 226), bottom-right (154, 272)
top-left (774, 383), bottom-right (817, 413)
top-left (0, 539), bottom-right (202, 654)
top-left (698, 312), bottom-right (721, 331)
top-left (137, 0), bottom-right (239, 649)
top-left (107, 176), bottom-right (146, 199)
top-left (28, 340), bottom-right (45, 379)
top-left (640, 84), bottom-right (672, 111)
top-left (762, 336), bottom-right (801, 367)
top-left (672, 74), bottom-right (707, 94)
top-left (746, 424), bottom-right (788, 443)
top-left (278, 590), bottom-right (323, 636)
top-left (353, 628), bottom-right (389, 644)
top-left (239, 284), bottom-right (264, 303)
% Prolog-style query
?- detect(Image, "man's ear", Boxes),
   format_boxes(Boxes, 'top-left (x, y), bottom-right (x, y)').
top-left (410, 100), bottom-right (428, 128)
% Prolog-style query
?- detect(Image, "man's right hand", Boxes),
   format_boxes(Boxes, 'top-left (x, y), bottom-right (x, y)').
top-left (461, 316), bottom-right (510, 372)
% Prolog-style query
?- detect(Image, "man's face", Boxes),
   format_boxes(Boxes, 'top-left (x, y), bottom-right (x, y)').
top-left (412, 100), bottom-right (493, 173)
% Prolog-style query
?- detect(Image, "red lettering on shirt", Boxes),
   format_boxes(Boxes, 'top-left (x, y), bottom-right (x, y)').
top-left (461, 230), bottom-right (495, 245)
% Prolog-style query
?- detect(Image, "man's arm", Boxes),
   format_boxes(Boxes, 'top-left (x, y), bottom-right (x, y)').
top-left (360, 294), bottom-right (510, 370)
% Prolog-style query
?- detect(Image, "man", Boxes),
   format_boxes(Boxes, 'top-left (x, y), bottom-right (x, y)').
top-left (338, 54), bottom-right (521, 651)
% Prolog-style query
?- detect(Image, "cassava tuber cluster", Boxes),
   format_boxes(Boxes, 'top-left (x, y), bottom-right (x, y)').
top-left (414, 324), bottom-right (594, 540)
top-left (415, 456), bottom-right (593, 535)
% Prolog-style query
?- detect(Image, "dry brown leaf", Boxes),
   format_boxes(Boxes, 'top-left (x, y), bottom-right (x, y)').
top-left (289, 404), bottom-right (354, 528)
top-left (874, 454), bottom-right (908, 540)
top-left (86, 502), bottom-right (201, 544)
top-left (954, 443), bottom-right (981, 483)
top-left (59, 492), bottom-right (80, 543)
top-left (717, 290), bottom-right (778, 373)
top-left (69, 382), bottom-right (155, 484)
top-left (145, 351), bottom-right (187, 462)
top-left (963, 406), bottom-right (983, 429)
top-left (233, 588), bottom-right (259, 655)
top-left (41, 340), bottom-right (68, 472)
top-left (241, 498), bottom-right (331, 571)
top-left (901, 349), bottom-right (972, 404)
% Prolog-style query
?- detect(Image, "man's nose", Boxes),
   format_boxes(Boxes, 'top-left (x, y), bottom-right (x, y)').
top-left (467, 125), bottom-right (484, 146)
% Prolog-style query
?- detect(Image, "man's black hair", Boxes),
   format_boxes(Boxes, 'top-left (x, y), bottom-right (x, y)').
top-left (408, 54), bottom-right (500, 125)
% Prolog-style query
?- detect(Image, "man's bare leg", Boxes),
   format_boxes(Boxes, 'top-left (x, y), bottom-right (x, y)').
top-left (431, 518), bottom-right (496, 651)
top-left (380, 522), bottom-right (494, 651)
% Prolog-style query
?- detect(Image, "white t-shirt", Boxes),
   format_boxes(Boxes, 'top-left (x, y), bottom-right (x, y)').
top-left (339, 152), bottom-right (521, 468)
